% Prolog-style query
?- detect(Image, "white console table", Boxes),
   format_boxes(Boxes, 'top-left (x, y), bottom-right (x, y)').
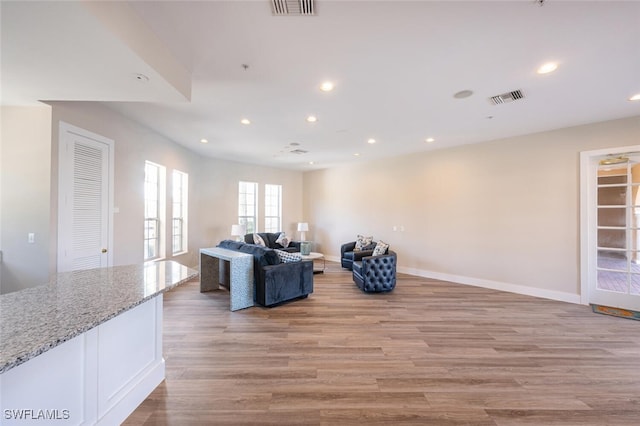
top-left (200, 247), bottom-right (254, 311)
top-left (0, 261), bottom-right (197, 425)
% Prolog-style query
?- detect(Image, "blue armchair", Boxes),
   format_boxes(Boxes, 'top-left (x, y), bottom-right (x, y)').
top-left (341, 240), bottom-right (376, 270)
top-left (352, 250), bottom-right (397, 293)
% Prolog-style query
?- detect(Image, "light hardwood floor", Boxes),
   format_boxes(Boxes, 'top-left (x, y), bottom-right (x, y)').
top-left (125, 262), bottom-right (640, 425)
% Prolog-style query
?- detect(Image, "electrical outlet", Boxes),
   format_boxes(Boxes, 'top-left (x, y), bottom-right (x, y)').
top-left (28, 233), bottom-right (35, 243)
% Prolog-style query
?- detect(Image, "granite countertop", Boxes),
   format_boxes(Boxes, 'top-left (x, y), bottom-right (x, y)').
top-left (0, 261), bottom-right (197, 374)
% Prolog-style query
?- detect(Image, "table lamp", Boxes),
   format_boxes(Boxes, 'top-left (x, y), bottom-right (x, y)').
top-left (231, 224), bottom-right (246, 242)
top-left (297, 222), bottom-right (309, 242)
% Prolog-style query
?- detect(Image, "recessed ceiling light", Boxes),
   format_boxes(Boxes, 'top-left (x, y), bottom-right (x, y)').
top-left (425, 138), bottom-right (435, 143)
top-left (354, 153), bottom-right (360, 157)
top-left (320, 81), bottom-right (334, 92)
top-left (367, 138), bottom-right (376, 144)
top-left (629, 93), bottom-right (640, 101)
top-left (537, 62), bottom-right (558, 74)
top-left (240, 118), bottom-right (251, 125)
top-left (200, 138), bottom-right (208, 144)
top-left (309, 161), bottom-right (314, 165)
top-left (453, 90), bottom-right (473, 99)
top-left (306, 115), bottom-right (317, 123)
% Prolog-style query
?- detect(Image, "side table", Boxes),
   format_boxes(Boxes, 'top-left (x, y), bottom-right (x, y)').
top-left (300, 251), bottom-right (325, 274)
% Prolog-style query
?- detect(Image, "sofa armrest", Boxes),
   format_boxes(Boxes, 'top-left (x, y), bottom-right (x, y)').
top-left (341, 241), bottom-right (356, 257)
top-left (256, 260), bottom-right (314, 307)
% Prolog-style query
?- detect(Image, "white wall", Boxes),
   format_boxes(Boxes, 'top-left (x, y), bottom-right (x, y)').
top-left (303, 115), bottom-right (640, 303)
top-left (196, 158), bottom-right (304, 247)
top-left (49, 102), bottom-right (303, 270)
top-left (50, 102), bottom-right (202, 268)
top-left (0, 106), bottom-right (53, 294)
top-left (0, 101), bottom-right (303, 294)
top-left (5, 99), bottom-right (637, 304)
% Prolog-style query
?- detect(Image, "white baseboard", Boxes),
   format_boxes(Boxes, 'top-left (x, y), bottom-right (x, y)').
top-left (325, 255), bottom-right (582, 305)
top-left (398, 266), bottom-right (582, 305)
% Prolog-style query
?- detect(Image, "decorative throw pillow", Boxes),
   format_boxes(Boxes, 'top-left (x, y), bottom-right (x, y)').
top-left (253, 233), bottom-right (266, 247)
top-left (372, 240), bottom-right (389, 256)
top-left (274, 249), bottom-right (302, 263)
top-left (275, 232), bottom-right (290, 248)
top-left (355, 234), bottom-right (373, 251)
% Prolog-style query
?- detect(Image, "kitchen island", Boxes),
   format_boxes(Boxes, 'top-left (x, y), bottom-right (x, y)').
top-left (0, 261), bottom-right (197, 425)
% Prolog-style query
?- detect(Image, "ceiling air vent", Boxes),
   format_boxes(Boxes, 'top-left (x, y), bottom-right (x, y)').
top-left (271, 0), bottom-right (315, 16)
top-left (489, 89), bottom-right (524, 105)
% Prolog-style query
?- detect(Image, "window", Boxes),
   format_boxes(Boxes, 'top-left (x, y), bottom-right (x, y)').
top-left (172, 170), bottom-right (188, 255)
top-left (144, 161), bottom-right (166, 260)
top-left (264, 184), bottom-right (282, 233)
top-left (239, 181), bottom-right (258, 234)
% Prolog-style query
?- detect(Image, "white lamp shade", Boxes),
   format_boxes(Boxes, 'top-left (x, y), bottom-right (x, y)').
top-left (297, 222), bottom-right (309, 243)
top-left (231, 224), bottom-right (246, 236)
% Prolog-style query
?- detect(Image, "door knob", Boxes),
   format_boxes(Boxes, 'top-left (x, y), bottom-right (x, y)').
top-left (101, 248), bottom-right (108, 253)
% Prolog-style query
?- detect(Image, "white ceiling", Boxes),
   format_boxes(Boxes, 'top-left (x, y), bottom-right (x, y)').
top-left (2, 1), bottom-right (640, 170)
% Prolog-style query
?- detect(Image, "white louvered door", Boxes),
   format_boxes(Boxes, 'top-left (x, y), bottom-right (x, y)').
top-left (58, 122), bottom-right (113, 272)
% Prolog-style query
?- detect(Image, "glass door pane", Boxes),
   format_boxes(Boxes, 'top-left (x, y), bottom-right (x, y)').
top-left (594, 160), bottom-right (640, 296)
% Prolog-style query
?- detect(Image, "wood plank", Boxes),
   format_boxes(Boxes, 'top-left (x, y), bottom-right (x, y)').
top-left (124, 261), bottom-right (640, 425)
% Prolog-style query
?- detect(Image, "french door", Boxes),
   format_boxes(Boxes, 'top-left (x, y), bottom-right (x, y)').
top-left (581, 146), bottom-right (640, 311)
top-left (58, 122), bottom-right (114, 272)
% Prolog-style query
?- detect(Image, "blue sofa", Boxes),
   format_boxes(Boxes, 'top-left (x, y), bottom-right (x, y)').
top-left (217, 240), bottom-right (313, 307)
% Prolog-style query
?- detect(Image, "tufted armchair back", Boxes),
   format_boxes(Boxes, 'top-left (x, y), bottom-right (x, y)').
top-left (352, 250), bottom-right (397, 292)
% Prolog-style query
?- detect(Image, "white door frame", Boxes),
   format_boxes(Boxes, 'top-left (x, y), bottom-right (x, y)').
top-left (57, 121), bottom-right (114, 272)
top-left (580, 144), bottom-right (640, 309)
